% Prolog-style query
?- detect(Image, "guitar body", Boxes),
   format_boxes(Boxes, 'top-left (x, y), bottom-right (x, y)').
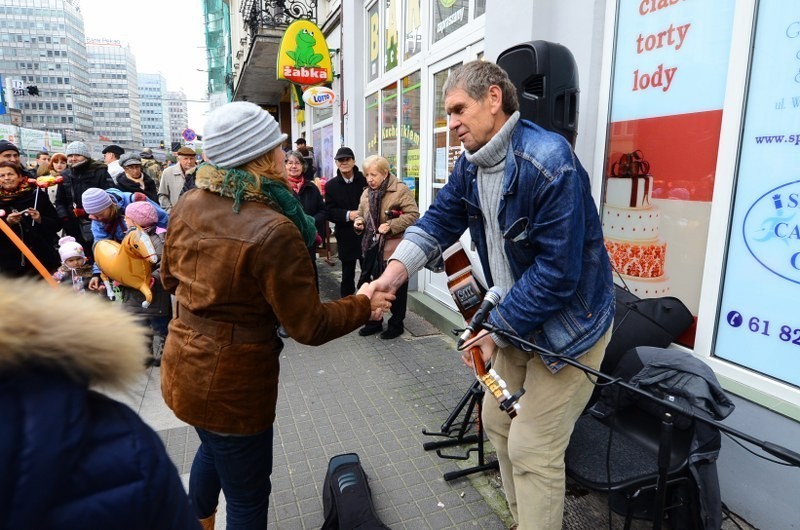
top-left (443, 243), bottom-right (524, 418)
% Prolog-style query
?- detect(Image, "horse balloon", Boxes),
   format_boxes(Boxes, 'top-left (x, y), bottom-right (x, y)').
top-left (94, 223), bottom-right (158, 307)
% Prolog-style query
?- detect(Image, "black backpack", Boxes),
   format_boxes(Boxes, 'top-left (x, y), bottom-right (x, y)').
top-left (321, 453), bottom-right (391, 530)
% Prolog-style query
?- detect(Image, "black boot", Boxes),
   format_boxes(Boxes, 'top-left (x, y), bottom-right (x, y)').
top-left (358, 320), bottom-right (383, 336)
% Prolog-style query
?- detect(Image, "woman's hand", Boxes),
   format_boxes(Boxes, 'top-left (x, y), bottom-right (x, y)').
top-left (25, 208), bottom-right (41, 224)
top-left (4, 211), bottom-right (23, 226)
top-left (377, 222), bottom-right (390, 235)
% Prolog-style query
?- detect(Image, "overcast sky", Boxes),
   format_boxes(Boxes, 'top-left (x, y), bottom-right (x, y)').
top-left (80, 0), bottom-right (209, 134)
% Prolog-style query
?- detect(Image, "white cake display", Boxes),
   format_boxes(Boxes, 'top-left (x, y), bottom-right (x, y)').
top-left (602, 172), bottom-right (670, 297)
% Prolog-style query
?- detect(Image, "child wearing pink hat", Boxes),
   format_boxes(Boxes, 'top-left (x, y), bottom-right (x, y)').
top-left (119, 201), bottom-right (171, 367)
top-left (52, 236), bottom-right (94, 293)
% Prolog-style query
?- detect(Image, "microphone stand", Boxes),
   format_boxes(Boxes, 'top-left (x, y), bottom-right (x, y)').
top-left (480, 322), bottom-right (800, 529)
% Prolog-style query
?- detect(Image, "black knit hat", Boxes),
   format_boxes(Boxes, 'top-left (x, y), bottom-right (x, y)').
top-left (0, 140), bottom-right (19, 154)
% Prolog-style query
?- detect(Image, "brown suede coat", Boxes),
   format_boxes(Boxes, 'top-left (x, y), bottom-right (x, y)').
top-left (161, 188), bottom-right (370, 434)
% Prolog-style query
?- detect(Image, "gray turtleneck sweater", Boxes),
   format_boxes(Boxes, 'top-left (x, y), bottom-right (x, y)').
top-left (392, 111), bottom-right (520, 306)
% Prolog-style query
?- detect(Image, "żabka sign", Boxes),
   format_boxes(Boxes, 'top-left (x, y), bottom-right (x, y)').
top-left (277, 20), bottom-right (333, 86)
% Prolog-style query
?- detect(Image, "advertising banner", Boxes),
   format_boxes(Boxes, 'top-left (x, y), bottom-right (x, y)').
top-left (602, 0), bottom-right (735, 345)
top-left (277, 19), bottom-right (333, 86)
top-left (714, 1), bottom-right (800, 387)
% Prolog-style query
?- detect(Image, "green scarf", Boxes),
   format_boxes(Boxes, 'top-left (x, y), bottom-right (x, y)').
top-left (195, 163), bottom-right (318, 249)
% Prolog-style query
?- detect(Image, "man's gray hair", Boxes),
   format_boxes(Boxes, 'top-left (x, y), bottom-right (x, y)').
top-left (442, 61), bottom-right (519, 115)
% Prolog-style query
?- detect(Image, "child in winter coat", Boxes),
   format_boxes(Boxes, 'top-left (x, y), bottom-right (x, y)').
top-left (52, 236), bottom-right (94, 294)
top-left (119, 201), bottom-right (171, 367)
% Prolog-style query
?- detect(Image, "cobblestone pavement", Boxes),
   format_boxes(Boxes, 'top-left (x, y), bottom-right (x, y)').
top-left (110, 262), bottom-right (755, 530)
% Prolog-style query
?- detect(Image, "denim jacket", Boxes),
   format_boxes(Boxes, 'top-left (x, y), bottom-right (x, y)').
top-left (405, 119), bottom-right (614, 371)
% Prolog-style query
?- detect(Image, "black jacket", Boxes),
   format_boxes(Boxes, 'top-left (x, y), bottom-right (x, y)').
top-left (55, 159), bottom-right (114, 218)
top-left (324, 168), bottom-right (367, 261)
top-left (54, 159), bottom-right (114, 250)
top-left (116, 173), bottom-right (159, 203)
top-left (296, 179), bottom-right (326, 243)
top-left (0, 187), bottom-right (62, 275)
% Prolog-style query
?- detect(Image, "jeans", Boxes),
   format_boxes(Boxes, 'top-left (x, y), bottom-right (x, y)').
top-left (190, 427), bottom-right (274, 530)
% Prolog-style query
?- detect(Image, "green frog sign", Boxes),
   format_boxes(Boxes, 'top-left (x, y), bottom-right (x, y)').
top-left (277, 20), bottom-right (333, 86)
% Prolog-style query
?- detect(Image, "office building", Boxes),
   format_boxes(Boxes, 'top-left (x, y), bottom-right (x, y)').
top-left (86, 38), bottom-right (141, 149)
top-left (0, 0), bottom-right (93, 147)
top-left (138, 72), bottom-right (169, 149)
top-left (166, 90), bottom-right (188, 146)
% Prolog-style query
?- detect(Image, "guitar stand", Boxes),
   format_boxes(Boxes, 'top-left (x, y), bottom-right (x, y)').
top-left (422, 379), bottom-right (499, 481)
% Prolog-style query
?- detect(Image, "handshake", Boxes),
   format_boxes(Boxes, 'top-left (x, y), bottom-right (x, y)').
top-left (354, 261), bottom-right (410, 321)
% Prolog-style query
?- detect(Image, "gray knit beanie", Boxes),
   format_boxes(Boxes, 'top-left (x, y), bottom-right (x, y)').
top-left (203, 101), bottom-right (287, 168)
top-left (66, 141), bottom-right (91, 158)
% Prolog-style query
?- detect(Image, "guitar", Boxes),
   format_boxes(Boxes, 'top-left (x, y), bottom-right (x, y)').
top-left (443, 243), bottom-right (524, 418)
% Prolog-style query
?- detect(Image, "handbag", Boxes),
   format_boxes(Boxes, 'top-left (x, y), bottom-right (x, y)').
top-left (382, 236), bottom-right (401, 261)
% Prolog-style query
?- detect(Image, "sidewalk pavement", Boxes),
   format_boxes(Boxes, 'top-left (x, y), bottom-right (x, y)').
top-left (107, 263), bottom-right (755, 529)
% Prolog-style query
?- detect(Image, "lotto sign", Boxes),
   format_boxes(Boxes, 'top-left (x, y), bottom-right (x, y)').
top-left (182, 128), bottom-right (197, 142)
top-left (302, 86), bottom-right (335, 108)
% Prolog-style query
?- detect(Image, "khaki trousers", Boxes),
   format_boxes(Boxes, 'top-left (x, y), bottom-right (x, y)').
top-left (483, 328), bottom-right (611, 530)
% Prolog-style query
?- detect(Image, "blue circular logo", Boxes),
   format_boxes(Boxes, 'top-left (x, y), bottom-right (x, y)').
top-left (743, 180), bottom-right (800, 284)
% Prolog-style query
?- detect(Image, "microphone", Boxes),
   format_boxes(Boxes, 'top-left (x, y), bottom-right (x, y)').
top-left (457, 286), bottom-right (505, 348)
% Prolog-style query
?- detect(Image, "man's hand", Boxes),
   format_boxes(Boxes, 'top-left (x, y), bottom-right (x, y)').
top-left (348, 210), bottom-right (359, 221)
top-left (372, 260), bottom-right (408, 296)
top-left (460, 330), bottom-right (497, 369)
top-left (353, 217), bottom-right (364, 233)
top-left (357, 281), bottom-right (396, 321)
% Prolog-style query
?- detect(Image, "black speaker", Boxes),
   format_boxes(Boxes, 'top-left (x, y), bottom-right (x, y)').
top-left (497, 40), bottom-right (580, 147)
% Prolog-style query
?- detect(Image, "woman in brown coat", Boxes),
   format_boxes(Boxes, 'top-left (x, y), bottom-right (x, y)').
top-left (354, 155), bottom-right (420, 339)
top-left (160, 102), bottom-right (392, 530)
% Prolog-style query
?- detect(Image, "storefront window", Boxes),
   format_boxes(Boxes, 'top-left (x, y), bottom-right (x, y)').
top-left (404, 0), bottom-right (422, 60)
top-left (367, 2), bottom-right (380, 82)
top-left (311, 123), bottom-right (334, 181)
top-left (601, 0), bottom-right (735, 346)
top-left (385, 0), bottom-right (400, 72)
top-left (400, 71), bottom-right (421, 202)
top-left (432, 0), bottom-right (469, 43)
top-left (380, 82), bottom-right (398, 172)
top-left (431, 64), bottom-right (461, 201)
top-left (714, 0), bottom-right (800, 387)
top-left (365, 92), bottom-right (379, 156)
top-left (474, 0), bottom-right (485, 17)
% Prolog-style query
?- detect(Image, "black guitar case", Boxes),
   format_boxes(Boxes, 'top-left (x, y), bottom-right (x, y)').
top-left (321, 453), bottom-right (391, 530)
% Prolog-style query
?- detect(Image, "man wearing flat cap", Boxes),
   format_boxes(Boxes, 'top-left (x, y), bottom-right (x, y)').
top-left (158, 146), bottom-right (196, 213)
top-left (324, 146), bottom-right (367, 297)
top-left (102, 145), bottom-right (125, 183)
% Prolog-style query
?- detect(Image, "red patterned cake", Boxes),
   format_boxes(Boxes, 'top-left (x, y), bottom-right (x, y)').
top-left (602, 174), bottom-right (669, 297)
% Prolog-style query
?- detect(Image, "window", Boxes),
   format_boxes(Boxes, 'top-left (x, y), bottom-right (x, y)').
top-left (365, 92), bottom-right (379, 156)
top-left (399, 71), bottom-right (421, 202)
top-left (367, 2), bottom-right (380, 82)
top-left (432, 0), bottom-right (469, 43)
top-left (431, 64), bottom-right (462, 200)
top-left (404, 0), bottom-right (422, 60)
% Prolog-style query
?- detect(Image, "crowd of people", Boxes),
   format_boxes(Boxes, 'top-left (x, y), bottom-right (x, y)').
top-left (0, 59), bottom-right (615, 530)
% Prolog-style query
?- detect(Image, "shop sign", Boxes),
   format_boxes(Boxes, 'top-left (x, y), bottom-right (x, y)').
top-left (302, 86), bottom-right (335, 108)
top-left (601, 0), bottom-right (735, 349)
top-left (714, 0), bottom-right (800, 386)
top-left (277, 20), bottom-right (333, 85)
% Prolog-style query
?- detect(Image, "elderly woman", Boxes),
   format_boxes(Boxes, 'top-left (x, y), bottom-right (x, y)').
top-left (116, 154), bottom-right (159, 202)
top-left (353, 155), bottom-right (419, 339)
top-left (0, 161), bottom-right (62, 276)
top-left (285, 149), bottom-right (326, 287)
top-left (160, 101), bottom-right (393, 529)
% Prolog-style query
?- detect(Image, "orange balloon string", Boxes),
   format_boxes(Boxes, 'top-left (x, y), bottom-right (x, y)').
top-left (0, 215), bottom-right (59, 287)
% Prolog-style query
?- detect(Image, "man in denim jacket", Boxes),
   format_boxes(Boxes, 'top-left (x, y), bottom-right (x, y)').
top-left (376, 61), bottom-right (614, 530)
